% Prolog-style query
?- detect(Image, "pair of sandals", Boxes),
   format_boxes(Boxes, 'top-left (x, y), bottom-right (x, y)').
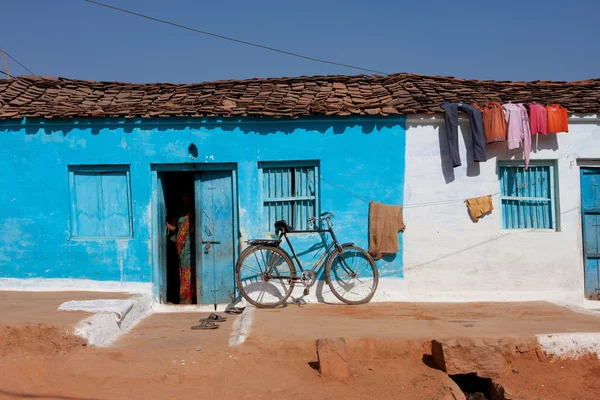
top-left (192, 313), bottom-right (226, 330)
top-left (190, 307), bottom-right (245, 330)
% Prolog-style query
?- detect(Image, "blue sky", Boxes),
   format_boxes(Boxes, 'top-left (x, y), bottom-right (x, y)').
top-left (2, 0), bottom-right (598, 83)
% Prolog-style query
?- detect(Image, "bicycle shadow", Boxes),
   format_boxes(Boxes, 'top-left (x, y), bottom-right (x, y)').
top-left (281, 232), bottom-right (335, 307)
top-left (238, 233), bottom-right (332, 308)
top-left (246, 229), bottom-right (372, 307)
top-left (287, 232), bottom-right (343, 305)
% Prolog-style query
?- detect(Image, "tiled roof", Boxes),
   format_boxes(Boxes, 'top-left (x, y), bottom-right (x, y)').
top-left (0, 73), bottom-right (599, 119)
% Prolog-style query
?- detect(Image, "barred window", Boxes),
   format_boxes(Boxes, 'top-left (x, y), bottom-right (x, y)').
top-left (259, 161), bottom-right (319, 231)
top-left (498, 161), bottom-right (557, 230)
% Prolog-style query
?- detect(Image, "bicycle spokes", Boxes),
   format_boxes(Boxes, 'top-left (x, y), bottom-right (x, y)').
top-left (328, 247), bottom-right (377, 303)
top-left (237, 246), bottom-right (296, 307)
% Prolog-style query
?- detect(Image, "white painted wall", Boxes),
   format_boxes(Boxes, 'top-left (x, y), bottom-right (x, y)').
top-left (402, 114), bottom-right (600, 306)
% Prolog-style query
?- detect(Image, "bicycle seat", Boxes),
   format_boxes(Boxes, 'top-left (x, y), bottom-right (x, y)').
top-left (274, 220), bottom-right (294, 234)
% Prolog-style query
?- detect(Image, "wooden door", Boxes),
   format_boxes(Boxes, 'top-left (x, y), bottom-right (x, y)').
top-left (156, 173), bottom-right (168, 303)
top-left (195, 170), bottom-right (236, 304)
top-left (581, 168), bottom-right (600, 300)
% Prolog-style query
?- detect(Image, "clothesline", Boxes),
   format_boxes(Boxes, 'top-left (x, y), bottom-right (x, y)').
top-left (320, 176), bottom-right (500, 209)
top-left (405, 193), bottom-right (500, 209)
top-left (320, 177), bottom-right (371, 204)
top-left (441, 102), bottom-right (568, 171)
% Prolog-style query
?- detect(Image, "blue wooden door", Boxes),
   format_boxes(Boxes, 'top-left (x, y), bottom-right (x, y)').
top-left (195, 170), bottom-right (236, 304)
top-left (581, 168), bottom-right (600, 300)
top-left (156, 174), bottom-right (168, 303)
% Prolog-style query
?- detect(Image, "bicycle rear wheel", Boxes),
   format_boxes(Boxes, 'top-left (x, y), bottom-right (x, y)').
top-left (325, 244), bottom-right (378, 305)
top-left (236, 245), bottom-right (296, 308)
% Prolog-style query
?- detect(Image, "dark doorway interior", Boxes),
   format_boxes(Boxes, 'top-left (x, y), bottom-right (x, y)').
top-left (163, 172), bottom-right (196, 304)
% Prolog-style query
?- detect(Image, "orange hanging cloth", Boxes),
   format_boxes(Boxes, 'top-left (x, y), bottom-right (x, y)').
top-left (546, 104), bottom-right (569, 133)
top-left (474, 102), bottom-right (507, 143)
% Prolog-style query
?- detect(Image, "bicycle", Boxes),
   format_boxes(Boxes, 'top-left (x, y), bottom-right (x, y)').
top-left (235, 212), bottom-right (379, 308)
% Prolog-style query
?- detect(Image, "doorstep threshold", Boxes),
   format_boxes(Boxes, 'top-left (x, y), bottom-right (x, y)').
top-left (152, 303), bottom-right (237, 313)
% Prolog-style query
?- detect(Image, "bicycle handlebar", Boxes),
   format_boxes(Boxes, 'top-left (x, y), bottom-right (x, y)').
top-left (307, 212), bottom-right (335, 224)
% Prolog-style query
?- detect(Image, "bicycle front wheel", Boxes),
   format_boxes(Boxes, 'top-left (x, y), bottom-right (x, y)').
top-left (236, 245), bottom-right (296, 308)
top-left (325, 244), bottom-right (378, 305)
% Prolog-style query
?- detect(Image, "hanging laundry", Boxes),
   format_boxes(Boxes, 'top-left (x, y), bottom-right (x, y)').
top-left (503, 103), bottom-right (531, 170)
top-left (546, 104), bottom-right (569, 133)
top-left (465, 195), bottom-right (494, 222)
top-left (528, 103), bottom-right (548, 135)
top-left (474, 102), bottom-right (507, 143)
top-left (368, 201), bottom-right (405, 260)
top-left (440, 103), bottom-right (486, 168)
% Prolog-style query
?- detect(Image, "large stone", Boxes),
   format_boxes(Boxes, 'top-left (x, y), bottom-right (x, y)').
top-left (442, 377), bottom-right (467, 400)
top-left (431, 338), bottom-right (509, 378)
top-left (489, 382), bottom-right (515, 400)
top-left (316, 337), bottom-right (349, 379)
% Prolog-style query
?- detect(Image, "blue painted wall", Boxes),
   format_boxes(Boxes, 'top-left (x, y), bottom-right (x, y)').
top-left (0, 116), bottom-right (406, 283)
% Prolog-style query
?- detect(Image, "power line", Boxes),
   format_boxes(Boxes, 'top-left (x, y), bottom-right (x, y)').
top-left (1, 51), bottom-right (35, 75)
top-left (322, 175), bottom-right (500, 209)
top-left (84, 0), bottom-right (388, 76)
top-left (321, 177), bottom-right (370, 204)
top-left (0, 70), bottom-right (7, 76)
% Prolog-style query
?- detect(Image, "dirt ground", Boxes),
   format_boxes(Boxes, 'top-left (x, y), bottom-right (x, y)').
top-left (251, 301), bottom-right (600, 340)
top-left (0, 291), bottom-right (132, 327)
top-left (1, 299), bottom-right (600, 399)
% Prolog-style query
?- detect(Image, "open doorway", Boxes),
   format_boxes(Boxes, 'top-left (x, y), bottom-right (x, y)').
top-left (154, 165), bottom-right (238, 306)
top-left (163, 171), bottom-right (197, 304)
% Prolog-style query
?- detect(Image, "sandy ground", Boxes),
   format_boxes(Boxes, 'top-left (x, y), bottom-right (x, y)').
top-left (1, 297), bottom-right (600, 399)
top-left (0, 291), bottom-right (131, 327)
top-left (251, 301), bottom-right (600, 340)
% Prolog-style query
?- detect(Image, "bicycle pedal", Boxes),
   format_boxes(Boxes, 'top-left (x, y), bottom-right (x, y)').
top-left (303, 288), bottom-right (310, 296)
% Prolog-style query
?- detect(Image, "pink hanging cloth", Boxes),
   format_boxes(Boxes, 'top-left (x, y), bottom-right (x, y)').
top-left (503, 103), bottom-right (531, 170)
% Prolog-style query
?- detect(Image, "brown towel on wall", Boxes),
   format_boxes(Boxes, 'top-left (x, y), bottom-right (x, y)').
top-left (368, 201), bottom-right (406, 260)
top-left (465, 195), bottom-right (494, 222)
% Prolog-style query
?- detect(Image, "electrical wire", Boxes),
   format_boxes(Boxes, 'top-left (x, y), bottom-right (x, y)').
top-left (320, 177), bottom-right (371, 204)
top-left (321, 176), bottom-right (499, 209)
top-left (2, 51), bottom-right (34, 75)
top-left (84, 0), bottom-right (388, 76)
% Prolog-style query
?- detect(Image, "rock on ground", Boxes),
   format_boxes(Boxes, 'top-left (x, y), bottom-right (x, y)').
top-left (316, 337), bottom-right (349, 379)
top-left (431, 337), bottom-right (520, 378)
top-left (442, 376), bottom-right (467, 400)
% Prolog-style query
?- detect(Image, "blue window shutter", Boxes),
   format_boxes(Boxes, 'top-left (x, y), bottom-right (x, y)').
top-left (499, 163), bottom-right (555, 229)
top-left (70, 166), bottom-right (132, 237)
top-left (73, 172), bottom-right (102, 236)
top-left (100, 172), bottom-right (131, 237)
top-left (260, 162), bottom-right (319, 231)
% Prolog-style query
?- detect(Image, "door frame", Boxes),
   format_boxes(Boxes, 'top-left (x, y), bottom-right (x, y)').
top-left (578, 160), bottom-right (600, 300)
top-left (151, 163), bottom-right (239, 304)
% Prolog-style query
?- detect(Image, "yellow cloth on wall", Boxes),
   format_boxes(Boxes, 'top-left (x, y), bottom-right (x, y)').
top-left (465, 195), bottom-right (494, 222)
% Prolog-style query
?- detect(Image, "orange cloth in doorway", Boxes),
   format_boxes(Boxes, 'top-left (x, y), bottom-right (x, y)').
top-left (466, 195), bottom-right (494, 222)
top-left (546, 104), bottom-right (569, 133)
top-left (474, 102), bottom-right (507, 143)
top-left (368, 201), bottom-right (405, 260)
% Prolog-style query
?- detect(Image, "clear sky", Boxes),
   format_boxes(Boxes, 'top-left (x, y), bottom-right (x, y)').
top-left (2, 0), bottom-right (599, 83)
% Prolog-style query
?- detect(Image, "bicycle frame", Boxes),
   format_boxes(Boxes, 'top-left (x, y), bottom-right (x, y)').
top-left (238, 213), bottom-right (378, 307)
top-left (276, 221), bottom-right (354, 278)
top-left (280, 229), bottom-right (337, 274)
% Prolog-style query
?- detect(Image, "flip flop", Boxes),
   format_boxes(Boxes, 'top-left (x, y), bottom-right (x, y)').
top-left (191, 319), bottom-right (219, 330)
top-left (200, 313), bottom-right (226, 323)
top-left (225, 307), bottom-right (245, 315)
